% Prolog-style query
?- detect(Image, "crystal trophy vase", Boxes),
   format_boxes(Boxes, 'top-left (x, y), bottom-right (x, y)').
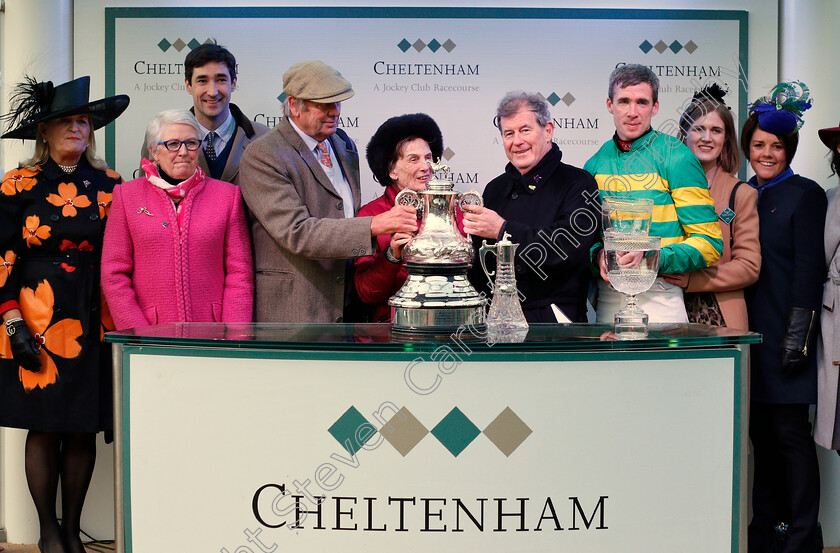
top-left (604, 234), bottom-right (661, 340)
top-left (601, 197), bottom-right (653, 237)
top-left (479, 232), bottom-right (528, 332)
top-left (389, 162), bottom-right (486, 336)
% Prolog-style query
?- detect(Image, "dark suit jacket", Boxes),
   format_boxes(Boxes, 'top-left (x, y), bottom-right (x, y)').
top-left (239, 117), bottom-right (374, 323)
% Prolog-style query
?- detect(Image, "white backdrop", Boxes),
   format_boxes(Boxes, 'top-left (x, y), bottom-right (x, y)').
top-left (105, 7), bottom-right (747, 201)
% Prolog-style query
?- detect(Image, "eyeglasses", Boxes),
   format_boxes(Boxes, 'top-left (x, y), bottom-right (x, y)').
top-left (157, 139), bottom-right (202, 152)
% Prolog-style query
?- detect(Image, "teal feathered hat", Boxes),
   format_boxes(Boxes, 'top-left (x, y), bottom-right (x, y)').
top-left (748, 81), bottom-right (812, 135)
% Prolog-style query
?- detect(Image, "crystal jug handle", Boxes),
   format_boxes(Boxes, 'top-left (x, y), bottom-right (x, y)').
top-left (479, 240), bottom-right (497, 287)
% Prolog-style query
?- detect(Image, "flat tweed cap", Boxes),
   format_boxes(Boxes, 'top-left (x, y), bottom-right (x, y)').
top-left (283, 60), bottom-right (354, 103)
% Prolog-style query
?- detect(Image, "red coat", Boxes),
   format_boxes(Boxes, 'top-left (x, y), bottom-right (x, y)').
top-left (101, 174), bottom-right (253, 329)
top-left (354, 185), bottom-right (407, 322)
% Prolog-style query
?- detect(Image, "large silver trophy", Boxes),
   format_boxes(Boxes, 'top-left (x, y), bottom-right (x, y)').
top-left (389, 161), bottom-right (486, 335)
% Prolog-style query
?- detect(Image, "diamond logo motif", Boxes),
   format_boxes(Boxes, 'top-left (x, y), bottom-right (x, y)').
top-left (483, 407), bottom-right (532, 457)
top-left (442, 39), bottom-right (456, 52)
top-left (171, 38), bottom-right (187, 52)
top-left (329, 406), bottom-right (376, 456)
top-left (653, 40), bottom-right (668, 54)
top-left (277, 92), bottom-right (288, 103)
top-left (187, 38), bottom-right (202, 50)
top-left (157, 38), bottom-right (172, 52)
top-left (398, 39), bottom-right (411, 52)
top-left (684, 40), bottom-right (698, 54)
top-left (639, 40), bottom-right (653, 54)
top-left (442, 147), bottom-right (455, 161)
top-left (412, 39), bottom-right (427, 52)
top-left (669, 40), bottom-right (683, 54)
top-left (562, 92), bottom-right (576, 106)
top-left (380, 407), bottom-right (429, 457)
top-left (431, 408), bottom-right (480, 457)
top-left (428, 39), bottom-right (441, 52)
top-left (546, 92), bottom-right (561, 106)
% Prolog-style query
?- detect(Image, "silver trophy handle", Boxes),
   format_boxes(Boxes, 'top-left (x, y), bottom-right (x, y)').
top-left (457, 190), bottom-right (483, 210)
top-left (394, 188), bottom-right (423, 220)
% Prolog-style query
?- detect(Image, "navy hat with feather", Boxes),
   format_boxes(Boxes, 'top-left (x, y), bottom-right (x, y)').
top-left (366, 113), bottom-right (443, 187)
top-left (748, 81), bottom-right (812, 135)
top-left (1, 76), bottom-right (129, 140)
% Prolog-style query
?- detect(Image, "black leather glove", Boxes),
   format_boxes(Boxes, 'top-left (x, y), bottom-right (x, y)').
top-left (6, 318), bottom-right (42, 373)
top-left (781, 306), bottom-right (817, 377)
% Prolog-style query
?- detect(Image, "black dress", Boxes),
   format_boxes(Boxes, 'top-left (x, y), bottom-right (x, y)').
top-left (0, 157), bottom-right (120, 433)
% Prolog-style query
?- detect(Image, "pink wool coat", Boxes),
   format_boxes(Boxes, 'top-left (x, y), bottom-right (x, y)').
top-left (102, 174), bottom-right (253, 330)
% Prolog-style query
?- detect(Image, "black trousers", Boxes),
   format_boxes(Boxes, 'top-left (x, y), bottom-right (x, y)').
top-left (748, 402), bottom-right (820, 553)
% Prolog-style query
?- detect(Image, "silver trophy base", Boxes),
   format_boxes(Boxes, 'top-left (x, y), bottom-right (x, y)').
top-left (391, 306), bottom-right (486, 336)
top-left (389, 264), bottom-right (486, 337)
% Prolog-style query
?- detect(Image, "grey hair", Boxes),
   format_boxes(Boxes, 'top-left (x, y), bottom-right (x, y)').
top-left (282, 96), bottom-right (309, 117)
top-left (495, 91), bottom-right (551, 131)
top-left (144, 109), bottom-right (201, 153)
top-left (608, 64), bottom-right (660, 103)
top-left (22, 115), bottom-right (106, 171)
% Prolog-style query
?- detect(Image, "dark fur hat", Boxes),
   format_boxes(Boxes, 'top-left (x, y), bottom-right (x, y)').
top-left (366, 113), bottom-right (443, 187)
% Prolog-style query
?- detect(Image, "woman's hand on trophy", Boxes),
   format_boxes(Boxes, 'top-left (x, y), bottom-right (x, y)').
top-left (462, 204), bottom-right (505, 239)
top-left (371, 205), bottom-right (418, 236)
top-left (661, 273), bottom-right (688, 288)
top-left (390, 231), bottom-right (414, 259)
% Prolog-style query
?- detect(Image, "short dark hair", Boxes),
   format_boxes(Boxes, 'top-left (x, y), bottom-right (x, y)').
top-left (740, 113), bottom-right (799, 168)
top-left (678, 98), bottom-right (740, 174)
top-left (185, 41), bottom-right (237, 84)
top-left (609, 64), bottom-right (659, 104)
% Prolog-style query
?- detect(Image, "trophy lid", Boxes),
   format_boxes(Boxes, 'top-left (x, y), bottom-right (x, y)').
top-left (426, 159), bottom-right (454, 192)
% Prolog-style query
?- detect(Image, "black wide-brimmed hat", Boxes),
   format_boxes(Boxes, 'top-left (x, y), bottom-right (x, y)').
top-left (1, 75), bottom-right (130, 140)
top-left (819, 123), bottom-right (840, 150)
top-left (366, 113), bottom-right (443, 187)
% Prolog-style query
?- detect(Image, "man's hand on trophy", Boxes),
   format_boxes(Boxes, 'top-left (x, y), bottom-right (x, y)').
top-left (461, 204), bottom-right (505, 239)
top-left (371, 205), bottom-right (418, 236)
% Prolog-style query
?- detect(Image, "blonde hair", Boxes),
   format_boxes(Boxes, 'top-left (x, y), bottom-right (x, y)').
top-left (22, 115), bottom-right (107, 171)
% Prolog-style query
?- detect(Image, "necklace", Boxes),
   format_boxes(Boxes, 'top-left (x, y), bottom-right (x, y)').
top-left (58, 163), bottom-right (78, 174)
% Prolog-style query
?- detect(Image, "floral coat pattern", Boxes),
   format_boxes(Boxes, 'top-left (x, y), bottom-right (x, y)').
top-left (0, 158), bottom-right (120, 433)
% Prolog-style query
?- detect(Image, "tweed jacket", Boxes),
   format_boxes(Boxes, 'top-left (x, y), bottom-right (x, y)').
top-left (684, 170), bottom-right (761, 330)
top-left (139, 104), bottom-right (269, 185)
top-left (101, 173), bottom-right (253, 329)
top-left (239, 118), bottom-right (374, 323)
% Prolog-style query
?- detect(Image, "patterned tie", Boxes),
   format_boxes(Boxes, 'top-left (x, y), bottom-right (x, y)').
top-left (205, 131), bottom-right (218, 161)
top-left (316, 141), bottom-right (333, 168)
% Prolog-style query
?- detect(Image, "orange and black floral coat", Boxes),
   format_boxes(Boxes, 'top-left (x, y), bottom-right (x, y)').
top-left (0, 158), bottom-right (120, 433)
